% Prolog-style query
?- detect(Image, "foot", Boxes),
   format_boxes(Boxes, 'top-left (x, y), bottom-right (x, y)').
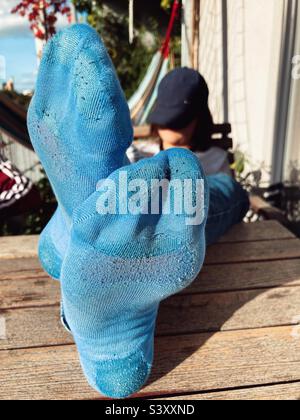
top-left (38, 208), bottom-right (68, 280)
top-left (61, 148), bottom-right (209, 398)
top-left (27, 24), bottom-right (133, 278)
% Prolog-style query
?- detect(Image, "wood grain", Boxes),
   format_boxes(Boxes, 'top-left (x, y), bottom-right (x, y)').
top-left (188, 258), bottom-right (300, 293)
top-left (2, 259), bottom-right (300, 306)
top-left (0, 306), bottom-right (72, 351)
top-left (0, 276), bottom-right (60, 309)
top-left (0, 221), bottom-right (299, 400)
top-left (2, 286), bottom-right (300, 351)
top-left (0, 221), bottom-right (293, 267)
top-left (161, 382), bottom-right (300, 400)
top-left (0, 258), bottom-right (42, 278)
top-left (205, 239), bottom-right (300, 265)
top-left (145, 326), bottom-right (300, 397)
top-left (2, 240), bottom-right (300, 288)
top-left (218, 221), bottom-right (295, 243)
top-left (157, 286), bottom-right (300, 335)
top-left (0, 236), bottom-right (38, 260)
top-left (1, 326), bottom-right (300, 399)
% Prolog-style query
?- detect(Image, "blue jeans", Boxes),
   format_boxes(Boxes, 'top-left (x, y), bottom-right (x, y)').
top-left (206, 174), bottom-right (250, 246)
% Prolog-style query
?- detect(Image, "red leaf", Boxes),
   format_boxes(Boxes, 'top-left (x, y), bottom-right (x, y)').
top-left (12, 0), bottom-right (69, 41)
top-left (62, 7), bottom-right (71, 14)
top-left (47, 15), bottom-right (57, 24)
top-left (35, 29), bottom-right (45, 40)
top-left (49, 27), bottom-right (56, 36)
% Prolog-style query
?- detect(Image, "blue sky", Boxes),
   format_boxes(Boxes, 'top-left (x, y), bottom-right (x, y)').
top-left (0, 0), bottom-right (70, 92)
top-left (0, 32), bottom-right (37, 92)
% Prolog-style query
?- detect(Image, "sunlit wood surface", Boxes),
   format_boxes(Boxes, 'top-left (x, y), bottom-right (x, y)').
top-left (1, 221), bottom-right (300, 400)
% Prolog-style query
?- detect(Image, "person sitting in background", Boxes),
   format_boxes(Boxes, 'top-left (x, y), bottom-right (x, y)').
top-left (128, 67), bottom-right (231, 177)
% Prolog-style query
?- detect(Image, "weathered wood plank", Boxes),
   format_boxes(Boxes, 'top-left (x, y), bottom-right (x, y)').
top-left (162, 382), bottom-right (300, 400)
top-left (2, 259), bottom-right (300, 311)
top-left (0, 276), bottom-right (60, 309)
top-left (2, 236), bottom-right (297, 268)
top-left (188, 259), bottom-right (300, 293)
top-left (0, 345), bottom-right (100, 400)
top-left (0, 239), bottom-right (300, 283)
top-left (0, 222), bottom-right (294, 266)
top-left (0, 258), bottom-right (42, 277)
top-left (144, 326), bottom-right (300, 397)
top-left (2, 286), bottom-right (300, 350)
top-left (158, 286), bottom-right (300, 335)
top-left (218, 221), bottom-right (295, 243)
top-left (0, 326), bottom-right (300, 400)
top-left (0, 236), bottom-right (38, 260)
top-left (205, 239), bottom-right (300, 265)
top-left (2, 259), bottom-right (300, 303)
top-left (0, 306), bottom-right (72, 350)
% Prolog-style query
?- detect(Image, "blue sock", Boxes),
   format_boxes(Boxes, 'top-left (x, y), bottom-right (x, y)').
top-left (61, 148), bottom-right (209, 398)
top-left (38, 208), bottom-right (69, 280)
top-left (27, 24), bottom-right (133, 279)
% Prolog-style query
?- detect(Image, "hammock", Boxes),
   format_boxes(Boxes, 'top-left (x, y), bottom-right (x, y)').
top-left (129, 0), bottom-right (180, 127)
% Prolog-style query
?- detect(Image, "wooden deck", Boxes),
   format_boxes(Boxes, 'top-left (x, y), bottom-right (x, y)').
top-left (1, 221), bottom-right (300, 400)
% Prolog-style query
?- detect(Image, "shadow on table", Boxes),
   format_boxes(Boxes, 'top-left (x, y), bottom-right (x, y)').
top-left (139, 248), bottom-right (300, 398)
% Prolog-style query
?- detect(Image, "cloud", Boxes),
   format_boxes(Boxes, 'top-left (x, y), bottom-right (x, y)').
top-left (0, 0), bottom-right (29, 37)
top-left (0, 0), bottom-right (70, 37)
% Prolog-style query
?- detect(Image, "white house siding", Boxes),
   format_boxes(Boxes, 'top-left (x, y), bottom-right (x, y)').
top-left (284, 3), bottom-right (300, 183)
top-left (227, 0), bottom-right (284, 179)
top-left (198, 0), bottom-right (224, 123)
top-left (182, 0), bottom-right (225, 122)
top-left (182, 0), bottom-right (286, 183)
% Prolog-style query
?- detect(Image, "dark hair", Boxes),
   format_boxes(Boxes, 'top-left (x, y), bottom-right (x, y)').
top-left (191, 106), bottom-right (214, 153)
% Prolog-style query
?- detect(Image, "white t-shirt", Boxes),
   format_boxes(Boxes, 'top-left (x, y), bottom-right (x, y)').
top-left (127, 142), bottom-right (231, 177)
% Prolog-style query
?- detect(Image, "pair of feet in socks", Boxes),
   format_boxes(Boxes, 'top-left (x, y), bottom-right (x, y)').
top-left (28, 24), bottom-right (209, 398)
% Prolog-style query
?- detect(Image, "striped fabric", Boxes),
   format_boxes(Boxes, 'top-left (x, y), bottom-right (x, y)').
top-left (0, 154), bottom-right (33, 212)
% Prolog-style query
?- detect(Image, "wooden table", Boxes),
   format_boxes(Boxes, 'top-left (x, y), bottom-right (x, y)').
top-left (1, 221), bottom-right (300, 400)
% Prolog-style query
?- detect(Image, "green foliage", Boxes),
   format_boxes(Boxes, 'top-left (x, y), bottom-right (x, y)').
top-left (90, 7), bottom-right (158, 98)
top-left (73, 1), bottom-right (160, 98)
top-left (161, 0), bottom-right (173, 10)
top-left (72, 1), bottom-right (182, 97)
top-left (231, 150), bottom-right (246, 179)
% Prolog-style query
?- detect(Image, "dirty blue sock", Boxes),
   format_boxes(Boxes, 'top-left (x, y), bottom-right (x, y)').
top-left (38, 208), bottom-right (69, 280)
top-left (61, 148), bottom-right (209, 398)
top-left (27, 24), bottom-right (133, 279)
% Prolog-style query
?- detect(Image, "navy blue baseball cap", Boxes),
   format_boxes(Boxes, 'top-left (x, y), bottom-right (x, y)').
top-left (148, 67), bottom-right (210, 130)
